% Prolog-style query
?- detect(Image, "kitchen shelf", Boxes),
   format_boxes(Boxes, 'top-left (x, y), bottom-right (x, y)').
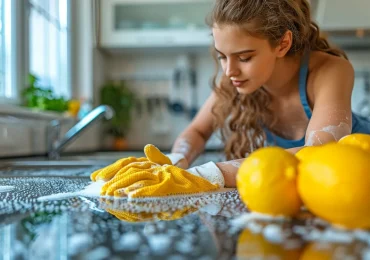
top-left (100, 0), bottom-right (213, 49)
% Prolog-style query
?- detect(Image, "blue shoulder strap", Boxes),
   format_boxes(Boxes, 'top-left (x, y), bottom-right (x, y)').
top-left (299, 52), bottom-right (312, 119)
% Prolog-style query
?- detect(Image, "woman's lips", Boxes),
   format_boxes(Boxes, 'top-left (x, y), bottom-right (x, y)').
top-left (232, 80), bottom-right (247, 87)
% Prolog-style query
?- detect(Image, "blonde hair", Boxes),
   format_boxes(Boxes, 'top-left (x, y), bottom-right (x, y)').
top-left (207, 0), bottom-right (348, 160)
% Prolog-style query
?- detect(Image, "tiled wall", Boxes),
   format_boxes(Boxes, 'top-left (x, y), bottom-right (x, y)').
top-left (99, 49), bottom-right (370, 150)
top-left (1, 49), bottom-right (369, 158)
top-left (100, 50), bottom-right (223, 150)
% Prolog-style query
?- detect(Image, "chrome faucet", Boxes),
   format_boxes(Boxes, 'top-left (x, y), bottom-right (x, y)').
top-left (47, 105), bottom-right (114, 159)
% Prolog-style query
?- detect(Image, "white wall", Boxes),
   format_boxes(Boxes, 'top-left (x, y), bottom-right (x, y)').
top-left (99, 50), bottom-right (222, 150)
top-left (97, 49), bottom-right (370, 150)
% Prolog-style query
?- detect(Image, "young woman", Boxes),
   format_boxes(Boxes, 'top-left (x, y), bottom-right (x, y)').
top-left (169, 0), bottom-right (370, 186)
top-left (93, 0), bottom-right (370, 196)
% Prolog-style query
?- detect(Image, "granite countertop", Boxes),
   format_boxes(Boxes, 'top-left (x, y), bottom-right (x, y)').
top-left (0, 164), bottom-right (370, 259)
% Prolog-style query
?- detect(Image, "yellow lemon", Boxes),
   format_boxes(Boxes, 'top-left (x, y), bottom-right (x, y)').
top-left (300, 242), bottom-right (356, 260)
top-left (295, 145), bottom-right (320, 161)
top-left (298, 142), bottom-right (370, 229)
top-left (338, 133), bottom-right (370, 153)
top-left (237, 147), bottom-right (302, 217)
top-left (236, 229), bottom-right (303, 259)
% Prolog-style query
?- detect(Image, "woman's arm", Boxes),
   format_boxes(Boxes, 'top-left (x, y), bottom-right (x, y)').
top-left (172, 92), bottom-right (218, 165)
top-left (214, 55), bottom-right (355, 188)
top-left (304, 54), bottom-right (354, 145)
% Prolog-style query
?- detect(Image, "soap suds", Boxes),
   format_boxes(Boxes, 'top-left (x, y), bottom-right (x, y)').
top-left (263, 224), bottom-right (284, 244)
top-left (219, 160), bottom-right (242, 169)
top-left (231, 212), bottom-right (288, 231)
top-left (0, 186), bottom-right (14, 193)
top-left (37, 177), bottom-right (236, 204)
top-left (306, 122), bottom-right (351, 146)
top-left (174, 138), bottom-right (191, 154)
top-left (232, 211), bottom-right (370, 251)
top-left (115, 232), bottom-right (142, 251)
top-left (172, 138), bottom-right (198, 162)
top-left (37, 181), bottom-right (105, 201)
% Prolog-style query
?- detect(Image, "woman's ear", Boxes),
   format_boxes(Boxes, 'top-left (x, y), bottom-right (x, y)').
top-left (275, 30), bottom-right (293, 57)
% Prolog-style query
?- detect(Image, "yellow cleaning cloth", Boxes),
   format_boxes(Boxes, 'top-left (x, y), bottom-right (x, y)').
top-left (104, 206), bottom-right (197, 222)
top-left (100, 164), bottom-right (220, 198)
top-left (144, 144), bottom-right (172, 165)
top-left (91, 144), bottom-right (173, 182)
top-left (90, 157), bottom-right (148, 181)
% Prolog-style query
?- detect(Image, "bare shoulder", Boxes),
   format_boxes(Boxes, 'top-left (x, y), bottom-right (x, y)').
top-left (309, 51), bottom-right (354, 85)
top-left (308, 51), bottom-right (355, 99)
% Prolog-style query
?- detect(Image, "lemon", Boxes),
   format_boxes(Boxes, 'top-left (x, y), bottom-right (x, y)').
top-left (300, 242), bottom-right (355, 260)
top-left (237, 147), bottom-right (302, 217)
top-left (295, 145), bottom-right (320, 161)
top-left (338, 133), bottom-right (370, 153)
top-left (298, 142), bottom-right (370, 229)
top-left (236, 229), bottom-right (302, 259)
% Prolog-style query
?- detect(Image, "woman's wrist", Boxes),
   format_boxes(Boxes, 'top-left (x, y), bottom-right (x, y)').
top-left (187, 162), bottom-right (225, 188)
top-left (216, 161), bottom-right (241, 188)
top-left (166, 153), bottom-right (189, 169)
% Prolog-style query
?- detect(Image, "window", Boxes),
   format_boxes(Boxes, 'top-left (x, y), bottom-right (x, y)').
top-left (0, 0), bottom-right (16, 100)
top-left (29, 0), bottom-right (70, 98)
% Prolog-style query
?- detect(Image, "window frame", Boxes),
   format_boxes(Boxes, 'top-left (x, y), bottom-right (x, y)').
top-left (0, 0), bottom-right (72, 107)
top-left (28, 0), bottom-right (72, 99)
top-left (0, 0), bottom-right (24, 105)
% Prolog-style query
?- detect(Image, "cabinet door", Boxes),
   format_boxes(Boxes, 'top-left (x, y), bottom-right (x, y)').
top-left (314, 0), bottom-right (370, 30)
top-left (100, 0), bottom-right (214, 48)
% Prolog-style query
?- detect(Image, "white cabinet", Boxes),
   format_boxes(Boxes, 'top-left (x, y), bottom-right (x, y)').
top-left (100, 0), bottom-right (213, 48)
top-left (313, 0), bottom-right (370, 30)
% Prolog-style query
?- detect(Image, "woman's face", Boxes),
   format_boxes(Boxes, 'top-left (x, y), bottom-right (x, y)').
top-left (212, 24), bottom-right (278, 95)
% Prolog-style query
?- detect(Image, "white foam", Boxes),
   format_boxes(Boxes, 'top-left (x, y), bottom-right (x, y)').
top-left (263, 224), bottom-right (284, 244)
top-left (199, 203), bottom-right (222, 215)
top-left (37, 181), bottom-right (105, 201)
top-left (306, 122), bottom-right (351, 146)
top-left (174, 138), bottom-right (191, 155)
top-left (175, 240), bottom-right (193, 254)
top-left (147, 234), bottom-right (171, 254)
top-left (116, 232), bottom-right (142, 251)
top-left (0, 186), bottom-right (15, 193)
top-left (68, 233), bottom-right (93, 255)
top-left (219, 160), bottom-right (242, 169)
top-left (82, 246), bottom-right (110, 260)
top-left (231, 212), bottom-right (288, 229)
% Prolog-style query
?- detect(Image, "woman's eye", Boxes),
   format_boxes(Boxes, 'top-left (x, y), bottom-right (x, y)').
top-left (217, 56), bottom-right (226, 61)
top-left (239, 57), bottom-right (252, 62)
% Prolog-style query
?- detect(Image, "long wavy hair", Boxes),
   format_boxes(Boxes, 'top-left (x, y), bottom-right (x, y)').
top-left (207, 0), bottom-right (348, 160)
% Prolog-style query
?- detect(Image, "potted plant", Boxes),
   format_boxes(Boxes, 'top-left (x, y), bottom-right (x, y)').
top-left (100, 81), bottom-right (135, 150)
top-left (22, 74), bottom-right (69, 113)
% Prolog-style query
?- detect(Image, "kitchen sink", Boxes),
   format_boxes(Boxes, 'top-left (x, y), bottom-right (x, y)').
top-left (62, 151), bottom-right (145, 161)
top-left (0, 160), bottom-right (109, 177)
top-left (0, 150), bottom-right (224, 177)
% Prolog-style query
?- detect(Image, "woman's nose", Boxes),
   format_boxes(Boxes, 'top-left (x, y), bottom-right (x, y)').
top-left (225, 61), bottom-right (240, 78)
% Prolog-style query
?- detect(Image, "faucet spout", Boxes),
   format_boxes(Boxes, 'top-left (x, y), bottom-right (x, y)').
top-left (47, 105), bottom-right (114, 159)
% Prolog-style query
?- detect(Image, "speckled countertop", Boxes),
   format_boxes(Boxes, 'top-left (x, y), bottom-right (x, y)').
top-left (0, 161), bottom-right (369, 260)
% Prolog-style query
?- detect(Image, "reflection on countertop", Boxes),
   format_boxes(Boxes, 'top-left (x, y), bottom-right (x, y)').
top-left (0, 173), bottom-right (369, 259)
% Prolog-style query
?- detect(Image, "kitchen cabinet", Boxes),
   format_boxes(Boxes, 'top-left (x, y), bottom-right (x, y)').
top-left (312, 0), bottom-right (370, 30)
top-left (100, 0), bottom-right (213, 48)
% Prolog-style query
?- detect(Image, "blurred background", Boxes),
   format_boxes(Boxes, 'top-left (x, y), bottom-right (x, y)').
top-left (0, 0), bottom-right (369, 158)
